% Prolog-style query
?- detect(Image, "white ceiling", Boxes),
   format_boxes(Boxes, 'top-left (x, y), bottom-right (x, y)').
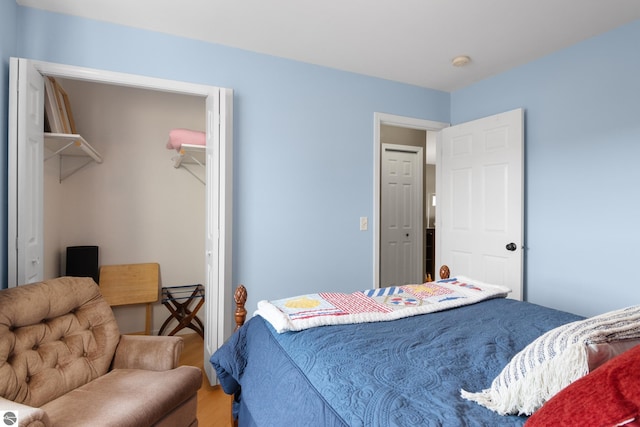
top-left (17, 0), bottom-right (640, 92)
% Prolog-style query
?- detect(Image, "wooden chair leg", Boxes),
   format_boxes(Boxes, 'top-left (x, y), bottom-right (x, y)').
top-left (145, 303), bottom-right (152, 335)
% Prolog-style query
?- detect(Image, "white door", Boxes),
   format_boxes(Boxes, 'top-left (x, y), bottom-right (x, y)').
top-left (439, 108), bottom-right (524, 300)
top-left (8, 58), bottom-right (45, 287)
top-left (380, 144), bottom-right (423, 287)
top-left (204, 88), bottom-right (234, 384)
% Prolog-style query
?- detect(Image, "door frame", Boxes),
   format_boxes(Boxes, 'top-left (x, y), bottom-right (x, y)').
top-left (8, 59), bottom-right (233, 384)
top-left (373, 113), bottom-right (448, 288)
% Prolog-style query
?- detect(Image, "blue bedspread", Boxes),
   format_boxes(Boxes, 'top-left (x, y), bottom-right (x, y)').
top-left (211, 298), bottom-right (582, 427)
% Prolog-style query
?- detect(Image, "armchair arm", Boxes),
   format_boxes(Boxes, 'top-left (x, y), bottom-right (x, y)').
top-left (112, 335), bottom-right (184, 371)
top-left (0, 397), bottom-right (51, 427)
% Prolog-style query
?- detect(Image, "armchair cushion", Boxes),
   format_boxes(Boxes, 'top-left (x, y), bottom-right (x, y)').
top-left (41, 366), bottom-right (202, 427)
top-left (112, 335), bottom-right (184, 371)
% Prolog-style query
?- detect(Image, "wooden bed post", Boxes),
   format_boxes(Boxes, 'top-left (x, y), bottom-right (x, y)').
top-left (231, 285), bottom-right (247, 426)
top-left (234, 285), bottom-right (248, 330)
top-left (439, 265), bottom-right (450, 280)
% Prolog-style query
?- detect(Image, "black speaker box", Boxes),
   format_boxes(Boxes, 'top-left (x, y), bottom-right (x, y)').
top-left (66, 246), bottom-right (99, 283)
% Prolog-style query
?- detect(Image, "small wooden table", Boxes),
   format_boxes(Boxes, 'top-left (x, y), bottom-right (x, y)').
top-left (159, 284), bottom-right (205, 339)
top-left (99, 263), bottom-right (159, 335)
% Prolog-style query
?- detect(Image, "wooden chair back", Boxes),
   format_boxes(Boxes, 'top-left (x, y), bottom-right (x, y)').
top-left (99, 263), bottom-right (159, 334)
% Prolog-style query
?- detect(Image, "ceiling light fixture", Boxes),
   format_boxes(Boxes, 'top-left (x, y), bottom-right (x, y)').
top-left (452, 55), bottom-right (471, 67)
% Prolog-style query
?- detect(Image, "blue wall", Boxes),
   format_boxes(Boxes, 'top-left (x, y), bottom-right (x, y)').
top-left (5, 7), bottom-right (449, 310)
top-left (452, 20), bottom-right (640, 316)
top-left (3, 6), bottom-right (638, 317)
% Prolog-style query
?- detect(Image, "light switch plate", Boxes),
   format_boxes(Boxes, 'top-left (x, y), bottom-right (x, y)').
top-left (359, 217), bottom-right (368, 231)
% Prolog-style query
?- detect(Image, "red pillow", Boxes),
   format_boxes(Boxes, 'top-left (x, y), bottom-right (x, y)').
top-left (525, 344), bottom-right (640, 427)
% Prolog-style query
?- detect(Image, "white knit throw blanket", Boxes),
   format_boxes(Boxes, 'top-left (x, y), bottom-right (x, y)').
top-left (461, 304), bottom-right (640, 416)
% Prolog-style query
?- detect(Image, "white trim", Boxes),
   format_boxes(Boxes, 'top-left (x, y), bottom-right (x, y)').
top-left (30, 60), bottom-right (215, 97)
top-left (216, 88), bottom-right (234, 363)
top-left (373, 113), bottom-right (448, 288)
top-left (8, 59), bottom-right (19, 288)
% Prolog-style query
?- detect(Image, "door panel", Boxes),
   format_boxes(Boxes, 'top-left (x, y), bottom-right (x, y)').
top-left (380, 144), bottom-right (423, 287)
top-left (204, 87), bottom-right (234, 385)
top-left (452, 168), bottom-right (472, 230)
top-left (440, 109), bottom-right (524, 300)
top-left (8, 58), bottom-right (45, 286)
top-left (483, 164), bottom-right (507, 231)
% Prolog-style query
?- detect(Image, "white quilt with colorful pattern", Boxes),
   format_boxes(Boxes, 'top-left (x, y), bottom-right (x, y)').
top-left (255, 276), bottom-right (511, 333)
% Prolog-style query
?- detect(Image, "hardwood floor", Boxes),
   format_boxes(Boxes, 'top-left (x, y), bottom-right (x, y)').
top-left (179, 333), bottom-right (234, 427)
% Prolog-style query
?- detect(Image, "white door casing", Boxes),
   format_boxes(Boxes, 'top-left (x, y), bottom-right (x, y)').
top-left (373, 113), bottom-right (448, 288)
top-left (380, 144), bottom-right (423, 286)
top-left (8, 58), bottom-right (45, 287)
top-left (205, 87), bottom-right (234, 384)
top-left (439, 109), bottom-right (524, 300)
top-left (8, 58), bottom-right (233, 385)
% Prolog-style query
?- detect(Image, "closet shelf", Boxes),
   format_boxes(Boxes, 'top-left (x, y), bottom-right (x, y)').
top-left (44, 132), bottom-right (102, 182)
top-left (172, 144), bottom-right (205, 184)
top-left (172, 144), bottom-right (205, 168)
top-left (45, 133), bottom-right (102, 163)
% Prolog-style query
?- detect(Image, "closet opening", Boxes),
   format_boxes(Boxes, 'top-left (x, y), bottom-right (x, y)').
top-left (8, 58), bottom-right (233, 384)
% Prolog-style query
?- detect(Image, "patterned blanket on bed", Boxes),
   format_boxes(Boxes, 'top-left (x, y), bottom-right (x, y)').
top-left (255, 276), bottom-right (511, 332)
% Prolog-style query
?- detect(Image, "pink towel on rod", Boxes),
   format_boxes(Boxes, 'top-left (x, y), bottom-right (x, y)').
top-left (166, 128), bottom-right (206, 151)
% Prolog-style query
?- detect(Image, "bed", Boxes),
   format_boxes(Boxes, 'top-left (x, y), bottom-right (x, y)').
top-left (210, 267), bottom-right (640, 427)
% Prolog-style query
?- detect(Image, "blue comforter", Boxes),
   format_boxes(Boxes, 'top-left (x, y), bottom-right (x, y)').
top-left (211, 298), bottom-right (582, 427)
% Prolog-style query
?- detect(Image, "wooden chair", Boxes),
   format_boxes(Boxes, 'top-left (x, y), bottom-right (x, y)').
top-left (98, 263), bottom-right (160, 335)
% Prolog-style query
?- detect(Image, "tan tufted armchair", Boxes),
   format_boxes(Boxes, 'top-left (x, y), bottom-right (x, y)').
top-left (0, 277), bottom-right (202, 427)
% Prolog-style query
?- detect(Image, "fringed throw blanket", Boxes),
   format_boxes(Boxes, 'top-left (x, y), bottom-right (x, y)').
top-left (460, 304), bottom-right (640, 416)
top-left (255, 276), bottom-right (510, 333)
